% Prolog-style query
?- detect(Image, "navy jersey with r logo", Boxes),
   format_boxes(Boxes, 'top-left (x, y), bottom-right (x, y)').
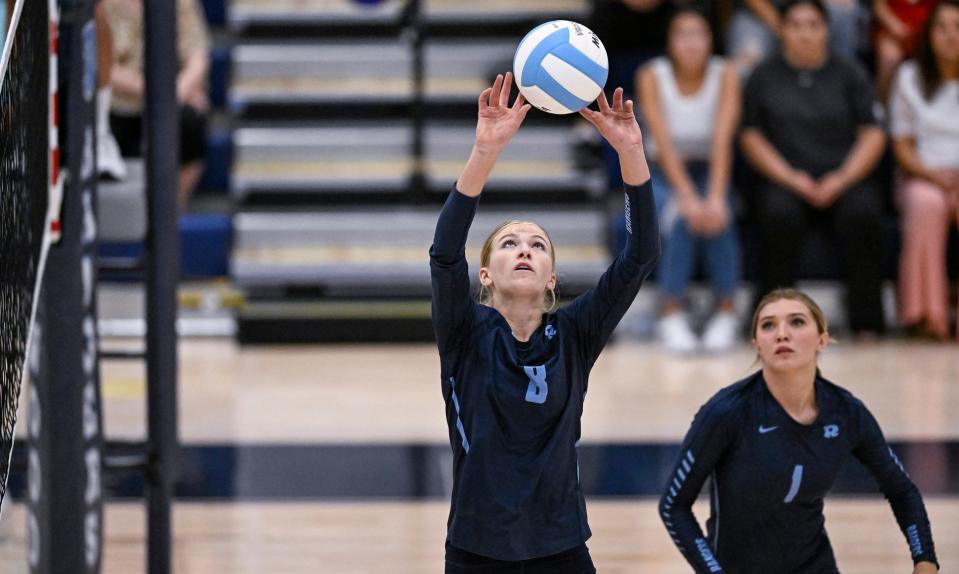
top-left (660, 372), bottom-right (939, 573)
top-left (430, 181), bottom-right (659, 561)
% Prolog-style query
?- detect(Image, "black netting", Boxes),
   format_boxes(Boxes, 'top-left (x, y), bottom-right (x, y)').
top-left (0, 0), bottom-right (49, 504)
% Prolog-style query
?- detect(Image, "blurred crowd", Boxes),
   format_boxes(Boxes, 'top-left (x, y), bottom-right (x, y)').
top-left (591, 0), bottom-right (959, 352)
top-left (1, 0), bottom-right (210, 209)
top-left (7, 0), bottom-right (956, 351)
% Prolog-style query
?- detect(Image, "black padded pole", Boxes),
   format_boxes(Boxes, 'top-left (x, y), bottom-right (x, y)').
top-left (143, 0), bottom-right (179, 572)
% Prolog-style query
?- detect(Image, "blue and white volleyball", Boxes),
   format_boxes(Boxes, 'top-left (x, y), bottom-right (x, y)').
top-left (513, 20), bottom-right (608, 115)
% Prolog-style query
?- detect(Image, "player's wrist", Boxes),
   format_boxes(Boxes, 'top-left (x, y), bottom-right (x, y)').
top-left (471, 142), bottom-right (504, 158)
top-left (614, 140), bottom-right (645, 157)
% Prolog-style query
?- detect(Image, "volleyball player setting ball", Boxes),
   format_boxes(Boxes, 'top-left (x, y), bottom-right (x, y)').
top-left (430, 22), bottom-right (659, 573)
top-left (661, 288), bottom-right (940, 573)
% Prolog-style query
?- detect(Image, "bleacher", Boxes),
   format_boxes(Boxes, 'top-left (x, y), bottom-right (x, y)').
top-left (229, 41), bottom-right (415, 112)
top-left (220, 0), bottom-right (608, 342)
top-left (190, 0), bottom-right (957, 342)
top-left (232, 123), bottom-right (415, 197)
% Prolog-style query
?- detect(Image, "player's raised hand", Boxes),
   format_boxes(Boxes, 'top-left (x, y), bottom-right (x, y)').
top-left (581, 87), bottom-right (650, 185)
top-left (579, 87), bottom-right (644, 155)
top-left (475, 72), bottom-right (532, 155)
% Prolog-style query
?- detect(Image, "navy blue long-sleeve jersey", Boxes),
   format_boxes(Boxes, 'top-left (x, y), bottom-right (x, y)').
top-left (660, 371), bottom-right (939, 574)
top-left (429, 180), bottom-right (659, 561)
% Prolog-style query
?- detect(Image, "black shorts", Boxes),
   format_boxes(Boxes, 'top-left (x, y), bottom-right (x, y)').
top-left (110, 105), bottom-right (208, 165)
top-left (445, 543), bottom-right (596, 574)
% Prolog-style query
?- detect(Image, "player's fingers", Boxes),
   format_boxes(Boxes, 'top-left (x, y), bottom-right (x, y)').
top-left (612, 87), bottom-right (624, 111)
top-left (479, 87), bottom-right (492, 112)
top-left (579, 107), bottom-right (598, 126)
top-left (490, 74), bottom-right (503, 107)
top-left (597, 90), bottom-right (611, 113)
top-left (501, 72), bottom-right (513, 107)
top-left (518, 103), bottom-right (532, 121)
top-left (512, 91), bottom-right (526, 110)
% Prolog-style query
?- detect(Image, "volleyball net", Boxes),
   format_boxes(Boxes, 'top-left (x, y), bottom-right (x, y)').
top-left (0, 0), bottom-right (53, 509)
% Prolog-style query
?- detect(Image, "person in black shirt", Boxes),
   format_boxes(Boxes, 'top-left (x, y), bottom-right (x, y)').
top-left (660, 288), bottom-right (940, 574)
top-left (430, 72), bottom-right (660, 573)
top-left (739, 0), bottom-right (888, 336)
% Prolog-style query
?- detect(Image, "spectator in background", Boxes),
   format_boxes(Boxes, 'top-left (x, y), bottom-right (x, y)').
top-left (727, 0), bottom-right (863, 78)
top-left (874, 0), bottom-right (939, 103)
top-left (889, 0), bottom-right (959, 340)
top-left (590, 0), bottom-right (702, 190)
top-left (96, 2), bottom-right (127, 180)
top-left (638, 7), bottom-right (743, 353)
top-left (740, 0), bottom-right (887, 337)
top-left (103, 0), bottom-right (210, 209)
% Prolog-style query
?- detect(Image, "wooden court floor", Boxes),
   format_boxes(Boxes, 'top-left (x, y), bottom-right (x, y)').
top-left (92, 338), bottom-right (959, 442)
top-left (0, 499), bottom-right (956, 573)
top-left (3, 338), bottom-right (958, 572)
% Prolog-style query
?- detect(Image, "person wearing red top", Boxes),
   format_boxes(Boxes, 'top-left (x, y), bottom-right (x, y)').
top-left (875, 0), bottom-right (940, 102)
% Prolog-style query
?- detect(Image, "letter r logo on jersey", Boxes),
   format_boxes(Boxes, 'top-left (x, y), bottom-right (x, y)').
top-left (823, 424), bottom-right (839, 439)
top-left (524, 365), bottom-right (548, 404)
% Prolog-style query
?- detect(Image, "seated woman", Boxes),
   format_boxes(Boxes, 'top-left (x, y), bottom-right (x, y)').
top-left (104, 0), bottom-right (210, 210)
top-left (740, 0), bottom-right (888, 337)
top-left (889, 0), bottom-right (959, 340)
top-left (637, 7), bottom-right (742, 353)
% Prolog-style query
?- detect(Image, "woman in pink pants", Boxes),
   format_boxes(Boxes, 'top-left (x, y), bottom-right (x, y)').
top-left (890, 0), bottom-right (959, 340)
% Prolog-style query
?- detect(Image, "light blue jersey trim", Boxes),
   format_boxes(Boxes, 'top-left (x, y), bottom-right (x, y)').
top-left (449, 377), bottom-right (470, 453)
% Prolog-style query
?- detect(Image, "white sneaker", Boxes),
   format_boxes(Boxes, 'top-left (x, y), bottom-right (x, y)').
top-left (96, 87), bottom-right (127, 180)
top-left (702, 311), bottom-right (739, 353)
top-left (658, 312), bottom-right (699, 354)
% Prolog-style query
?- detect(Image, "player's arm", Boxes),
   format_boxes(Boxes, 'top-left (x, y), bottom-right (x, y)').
top-left (455, 72), bottom-right (531, 197)
top-left (659, 394), bottom-right (738, 574)
top-left (430, 73), bottom-right (530, 352)
top-left (563, 89), bottom-right (659, 362)
top-left (852, 402), bottom-right (939, 571)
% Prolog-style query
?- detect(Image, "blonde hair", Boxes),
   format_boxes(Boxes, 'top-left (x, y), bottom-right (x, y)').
top-left (750, 288), bottom-right (830, 375)
top-left (478, 220), bottom-right (558, 312)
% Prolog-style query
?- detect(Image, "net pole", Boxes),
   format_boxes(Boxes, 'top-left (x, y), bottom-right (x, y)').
top-left (143, 0), bottom-right (179, 571)
top-left (26, 0), bottom-right (103, 570)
